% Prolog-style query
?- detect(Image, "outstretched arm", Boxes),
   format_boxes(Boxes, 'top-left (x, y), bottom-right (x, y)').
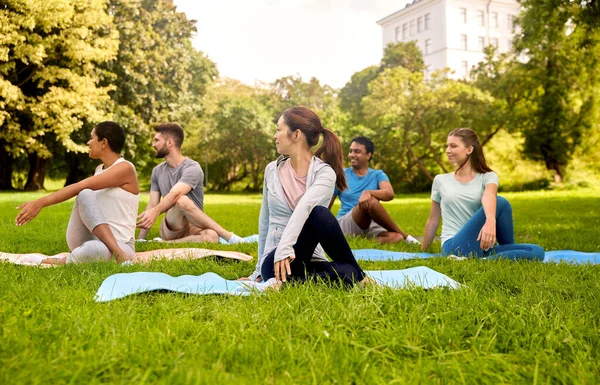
top-left (16, 162), bottom-right (136, 226)
top-left (421, 200), bottom-right (441, 251)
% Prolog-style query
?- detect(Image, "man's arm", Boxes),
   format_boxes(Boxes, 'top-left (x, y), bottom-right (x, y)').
top-left (371, 180), bottom-right (394, 201)
top-left (136, 182), bottom-right (192, 230)
top-left (357, 180), bottom-right (394, 211)
top-left (137, 191), bottom-right (161, 239)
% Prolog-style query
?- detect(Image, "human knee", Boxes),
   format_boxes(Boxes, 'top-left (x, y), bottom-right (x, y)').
top-left (309, 206), bottom-right (334, 224)
top-left (204, 229), bottom-right (219, 243)
top-left (76, 189), bottom-right (95, 203)
top-left (496, 196), bottom-right (512, 212)
top-left (175, 195), bottom-right (196, 212)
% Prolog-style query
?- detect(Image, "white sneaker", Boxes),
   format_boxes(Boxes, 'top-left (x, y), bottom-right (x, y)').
top-left (404, 235), bottom-right (421, 245)
top-left (447, 254), bottom-right (468, 261)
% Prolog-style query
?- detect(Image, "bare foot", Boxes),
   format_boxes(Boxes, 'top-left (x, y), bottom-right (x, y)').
top-left (42, 256), bottom-right (67, 265)
top-left (359, 275), bottom-right (378, 288)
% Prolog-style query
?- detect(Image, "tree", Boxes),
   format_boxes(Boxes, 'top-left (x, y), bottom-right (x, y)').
top-left (362, 68), bottom-right (495, 190)
top-left (514, 0), bottom-right (600, 182)
top-left (0, 0), bottom-right (118, 190)
top-left (340, 41), bottom-right (425, 126)
top-left (185, 79), bottom-right (274, 191)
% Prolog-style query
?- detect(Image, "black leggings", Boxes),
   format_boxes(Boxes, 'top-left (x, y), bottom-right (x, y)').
top-left (261, 206), bottom-right (366, 286)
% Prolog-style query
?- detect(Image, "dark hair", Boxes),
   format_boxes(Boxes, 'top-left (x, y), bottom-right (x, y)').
top-left (154, 123), bottom-right (184, 148)
top-left (94, 121), bottom-right (126, 153)
top-left (351, 136), bottom-right (375, 160)
top-left (449, 128), bottom-right (493, 174)
top-left (282, 106), bottom-right (347, 191)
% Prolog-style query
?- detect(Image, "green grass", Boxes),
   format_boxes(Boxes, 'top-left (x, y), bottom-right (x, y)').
top-left (1, 190), bottom-right (599, 384)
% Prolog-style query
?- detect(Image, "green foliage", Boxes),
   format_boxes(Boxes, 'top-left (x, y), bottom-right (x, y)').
top-left (184, 79), bottom-right (275, 191)
top-left (0, 0), bottom-right (217, 190)
top-left (0, 0), bottom-right (119, 189)
top-left (1, 191), bottom-right (600, 383)
top-left (473, 0), bottom-right (600, 183)
top-left (362, 68), bottom-right (496, 191)
top-left (380, 41), bottom-right (426, 73)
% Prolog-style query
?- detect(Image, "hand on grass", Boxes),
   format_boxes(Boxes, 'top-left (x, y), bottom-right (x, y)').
top-left (136, 208), bottom-right (158, 229)
top-left (477, 219), bottom-right (496, 251)
top-left (274, 257), bottom-right (292, 283)
top-left (15, 200), bottom-right (43, 226)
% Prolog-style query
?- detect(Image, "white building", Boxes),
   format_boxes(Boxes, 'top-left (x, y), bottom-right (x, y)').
top-left (377, 0), bottom-right (520, 79)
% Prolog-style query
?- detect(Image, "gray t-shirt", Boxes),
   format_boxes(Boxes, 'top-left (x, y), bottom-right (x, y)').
top-left (431, 171), bottom-right (499, 245)
top-left (151, 158), bottom-right (204, 210)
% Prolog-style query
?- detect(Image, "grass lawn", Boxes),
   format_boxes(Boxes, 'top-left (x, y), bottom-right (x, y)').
top-left (1, 190), bottom-right (599, 384)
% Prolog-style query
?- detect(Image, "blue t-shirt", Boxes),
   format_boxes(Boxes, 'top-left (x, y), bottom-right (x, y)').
top-left (334, 167), bottom-right (390, 218)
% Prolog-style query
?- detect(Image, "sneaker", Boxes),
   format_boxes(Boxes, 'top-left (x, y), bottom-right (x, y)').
top-left (447, 254), bottom-right (468, 261)
top-left (404, 235), bottom-right (421, 245)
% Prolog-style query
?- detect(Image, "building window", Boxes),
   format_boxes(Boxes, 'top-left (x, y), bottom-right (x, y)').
top-left (425, 39), bottom-right (431, 55)
top-left (477, 10), bottom-right (484, 26)
top-left (461, 34), bottom-right (468, 50)
top-left (507, 38), bottom-right (513, 50)
top-left (410, 20), bottom-right (415, 36)
top-left (417, 17), bottom-right (423, 33)
top-left (491, 37), bottom-right (499, 48)
top-left (395, 26), bottom-right (401, 42)
top-left (460, 8), bottom-right (467, 24)
top-left (424, 13), bottom-right (431, 30)
top-left (508, 14), bottom-right (515, 30)
top-left (402, 23), bottom-right (408, 40)
top-left (491, 12), bottom-right (498, 28)
top-left (462, 61), bottom-right (469, 79)
top-left (478, 36), bottom-right (485, 51)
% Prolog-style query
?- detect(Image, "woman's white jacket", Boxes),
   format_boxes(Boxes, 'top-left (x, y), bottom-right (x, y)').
top-left (249, 155), bottom-right (335, 280)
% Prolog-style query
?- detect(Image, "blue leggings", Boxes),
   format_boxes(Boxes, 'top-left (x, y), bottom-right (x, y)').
top-left (261, 206), bottom-right (366, 286)
top-left (442, 196), bottom-right (545, 261)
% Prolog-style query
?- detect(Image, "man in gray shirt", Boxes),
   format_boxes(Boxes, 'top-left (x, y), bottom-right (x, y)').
top-left (137, 123), bottom-right (244, 244)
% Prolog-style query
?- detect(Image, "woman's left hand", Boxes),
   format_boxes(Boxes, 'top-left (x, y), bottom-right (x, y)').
top-left (477, 219), bottom-right (496, 251)
top-left (15, 200), bottom-right (43, 226)
top-left (274, 256), bottom-right (293, 283)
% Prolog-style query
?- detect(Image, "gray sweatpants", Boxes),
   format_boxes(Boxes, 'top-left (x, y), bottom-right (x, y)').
top-left (65, 189), bottom-right (135, 264)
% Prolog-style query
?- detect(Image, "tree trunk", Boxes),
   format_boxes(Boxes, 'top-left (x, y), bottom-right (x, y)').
top-left (24, 154), bottom-right (50, 191)
top-left (65, 152), bottom-right (90, 186)
top-left (0, 144), bottom-right (14, 190)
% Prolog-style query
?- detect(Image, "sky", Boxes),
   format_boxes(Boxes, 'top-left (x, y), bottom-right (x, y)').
top-left (173, 0), bottom-right (410, 89)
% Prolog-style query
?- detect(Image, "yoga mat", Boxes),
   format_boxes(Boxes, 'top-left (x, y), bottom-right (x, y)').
top-left (95, 266), bottom-right (461, 302)
top-left (352, 249), bottom-right (600, 265)
top-left (0, 248), bottom-right (252, 266)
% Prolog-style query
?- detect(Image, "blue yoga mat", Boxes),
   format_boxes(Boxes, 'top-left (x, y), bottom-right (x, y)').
top-left (352, 249), bottom-right (600, 265)
top-left (95, 266), bottom-right (460, 302)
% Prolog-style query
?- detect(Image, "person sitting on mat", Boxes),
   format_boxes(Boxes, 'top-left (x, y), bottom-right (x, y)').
top-left (330, 136), bottom-right (420, 245)
top-left (244, 106), bottom-right (372, 287)
top-left (420, 128), bottom-right (545, 260)
top-left (136, 123), bottom-right (246, 244)
top-left (15, 121), bottom-right (139, 264)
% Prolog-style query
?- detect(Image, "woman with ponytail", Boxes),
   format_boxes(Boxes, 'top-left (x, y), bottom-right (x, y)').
top-left (245, 106), bottom-right (370, 286)
top-left (421, 128), bottom-right (544, 260)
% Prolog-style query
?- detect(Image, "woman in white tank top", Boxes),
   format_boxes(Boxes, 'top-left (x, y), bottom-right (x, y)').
top-left (14, 121), bottom-right (140, 264)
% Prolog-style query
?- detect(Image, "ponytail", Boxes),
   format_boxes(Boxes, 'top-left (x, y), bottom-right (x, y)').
top-left (315, 128), bottom-right (348, 191)
top-left (282, 106), bottom-right (348, 191)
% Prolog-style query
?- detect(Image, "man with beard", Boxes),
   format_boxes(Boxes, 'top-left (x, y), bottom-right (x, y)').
top-left (137, 123), bottom-right (245, 244)
top-left (330, 136), bottom-right (420, 245)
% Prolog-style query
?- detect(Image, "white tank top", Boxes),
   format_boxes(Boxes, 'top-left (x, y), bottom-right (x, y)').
top-left (94, 158), bottom-right (140, 244)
